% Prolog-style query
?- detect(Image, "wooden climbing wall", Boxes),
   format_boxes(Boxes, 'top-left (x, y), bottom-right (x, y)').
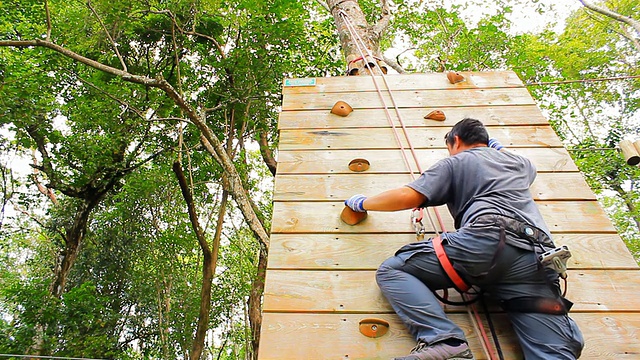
top-left (258, 72), bottom-right (640, 359)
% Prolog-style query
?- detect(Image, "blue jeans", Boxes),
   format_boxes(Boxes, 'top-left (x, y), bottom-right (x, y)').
top-left (375, 222), bottom-right (584, 359)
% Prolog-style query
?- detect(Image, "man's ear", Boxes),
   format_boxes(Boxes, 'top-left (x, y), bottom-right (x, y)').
top-left (453, 135), bottom-right (462, 149)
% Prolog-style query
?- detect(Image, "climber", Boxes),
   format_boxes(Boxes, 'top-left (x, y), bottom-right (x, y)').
top-left (344, 118), bottom-right (584, 360)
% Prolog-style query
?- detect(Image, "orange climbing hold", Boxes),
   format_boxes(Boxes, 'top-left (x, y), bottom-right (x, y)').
top-left (447, 71), bottom-right (465, 84)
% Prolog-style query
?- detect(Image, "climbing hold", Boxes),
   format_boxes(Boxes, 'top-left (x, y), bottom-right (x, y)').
top-left (424, 110), bottom-right (446, 121)
top-left (331, 101), bottom-right (353, 117)
top-left (619, 140), bottom-right (640, 165)
top-left (340, 206), bottom-right (367, 226)
top-left (348, 158), bottom-right (370, 172)
top-left (358, 318), bottom-right (389, 338)
top-left (447, 71), bottom-right (465, 84)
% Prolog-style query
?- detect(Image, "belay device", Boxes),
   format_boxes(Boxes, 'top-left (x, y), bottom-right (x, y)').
top-left (538, 245), bottom-right (572, 279)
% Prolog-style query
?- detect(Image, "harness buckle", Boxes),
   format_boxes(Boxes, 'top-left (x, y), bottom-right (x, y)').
top-left (411, 208), bottom-right (426, 240)
top-left (538, 245), bottom-right (572, 279)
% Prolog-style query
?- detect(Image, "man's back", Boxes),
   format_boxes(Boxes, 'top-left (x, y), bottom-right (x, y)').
top-left (407, 147), bottom-right (551, 238)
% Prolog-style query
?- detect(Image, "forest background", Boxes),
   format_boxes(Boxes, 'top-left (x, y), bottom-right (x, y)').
top-left (0, 0), bottom-right (638, 359)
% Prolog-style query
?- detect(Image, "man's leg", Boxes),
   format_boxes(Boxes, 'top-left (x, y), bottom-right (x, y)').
top-left (376, 241), bottom-right (468, 345)
top-left (507, 312), bottom-right (584, 359)
top-left (490, 248), bottom-right (585, 360)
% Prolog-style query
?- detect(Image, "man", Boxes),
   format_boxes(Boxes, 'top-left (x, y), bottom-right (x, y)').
top-left (344, 118), bottom-right (584, 360)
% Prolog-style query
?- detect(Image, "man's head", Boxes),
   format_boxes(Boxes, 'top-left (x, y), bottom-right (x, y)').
top-left (444, 118), bottom-right (489, 155)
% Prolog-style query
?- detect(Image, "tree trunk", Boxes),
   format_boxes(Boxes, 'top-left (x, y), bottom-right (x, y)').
top-left (248, 243), bottom-right (268, 360)
top-left (50, 199), bottom-right (101, 297)
top-left (326, 0), bottom-right (391, 76)
top-left (258, 131), bottom-right (277, 176)
top-left (173, 160), bottom-right (220, 360)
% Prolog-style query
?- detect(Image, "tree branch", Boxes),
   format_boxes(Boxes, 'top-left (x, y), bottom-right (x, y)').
top-left (86, 0), bottom-right (127, 72)
top-left (580, 0), bottom-right (640, 36)
top-left (372, 0), bottom-right (391, 39)
top-left (383, 54), bottom-right (406, 74)
top-left (315, 0), bottom-right (330, 13)
top-left (151, 9), bottom-right (227, 61)
top-left (44, 0), bottom-right (52, 41)
top-left (172, 160), bottom-right (213, 360)
top-left (258, 130), bottom-right (277, 176)
top-left (77, 77), bottom-right (146, 119)
top-left (0, 38), bottom-right (270, 250)
top-left (200, 134), bottom-right (266, 230)
top-left (620, 23), bottom-right (640, 53)
top-left (31, 150), bottom-right (58, 205)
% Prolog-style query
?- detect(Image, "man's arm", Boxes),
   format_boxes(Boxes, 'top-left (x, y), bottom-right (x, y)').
top-left (488, 138), bottom-right (505, 151)
top-left (346, 186), bottom-right (426, 212)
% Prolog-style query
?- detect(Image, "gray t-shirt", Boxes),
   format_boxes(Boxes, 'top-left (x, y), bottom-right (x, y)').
top-left (406, 147), bottom-right (551, 237)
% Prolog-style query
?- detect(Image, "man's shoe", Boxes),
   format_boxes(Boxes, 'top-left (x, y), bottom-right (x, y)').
top-left (392, 341), bottom-right (475, 360)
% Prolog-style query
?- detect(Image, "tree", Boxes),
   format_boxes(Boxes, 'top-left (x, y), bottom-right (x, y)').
top-left (580, 0), bottom-right (640, 50)
top-left (1, 0), bottom-right (341, 357)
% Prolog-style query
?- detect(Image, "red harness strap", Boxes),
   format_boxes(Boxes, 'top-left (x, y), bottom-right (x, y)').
top-left (432, 236), bottom-right (471, 293)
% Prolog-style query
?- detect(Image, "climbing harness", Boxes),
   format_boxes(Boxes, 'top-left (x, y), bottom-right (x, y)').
top-left (432, 236), bottom-right (470, 293)
top-left (337, 10), bottom-right (501, 360)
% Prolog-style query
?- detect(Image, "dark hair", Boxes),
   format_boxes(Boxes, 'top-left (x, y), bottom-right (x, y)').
top-left (444, 118), bottom-right (489, 147)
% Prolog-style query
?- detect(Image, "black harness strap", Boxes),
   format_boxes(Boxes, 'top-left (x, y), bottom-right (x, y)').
top-left (500, 296), bottom-right (573, 315)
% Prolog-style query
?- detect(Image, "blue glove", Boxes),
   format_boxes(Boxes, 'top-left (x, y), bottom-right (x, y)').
top-left (345, 194), bottom-right (367, 212)
top-left (488, 138), bottom-right (504, 151)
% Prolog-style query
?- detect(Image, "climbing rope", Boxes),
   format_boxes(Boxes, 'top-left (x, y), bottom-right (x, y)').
top-left (337, 10), bottom-right (502, 360)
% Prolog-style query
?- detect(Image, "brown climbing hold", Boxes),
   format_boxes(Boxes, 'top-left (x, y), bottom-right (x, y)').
top-left (348, 158), bottom-right (370, 172)
top-left (331, 101), bottom-right (353, 117)
top-left (359, 318), bottom-right (390, 338)
top-left (424, 110), bottom-right (446, 121)
top-left (447, 71), bottom-right (465, 84)
top-left (341, 206), bottom-right (367, 226)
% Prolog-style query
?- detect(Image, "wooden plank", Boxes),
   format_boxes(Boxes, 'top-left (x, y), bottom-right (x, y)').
top-left (259, 313), bottom-right (519, 360)
top-left (281, 71), bottom-right (524, 94)
top-left (282, 88), bottom-right (536, 111)
top-left (267, 234), bottom-right (639, 270)
top-left (263, 269), bottom-right (640, 313)
top-left (271, 201), bottom-right (616, 234)
top-left (278, 125), bottom-right (561, 150)
top-left (259, 312), bottom-right (640, 359)
top-left (278, 105), bottom-right (549, 130)
top-left (275, 148), bottom-right (579, 174)
top-left (273, 173), bottom-right (595, 201)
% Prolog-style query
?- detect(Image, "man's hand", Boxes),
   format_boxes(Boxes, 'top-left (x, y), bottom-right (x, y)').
top-left (345, 194), bottom-right (367, 212)
top-left (488, 138), bottom-right (504, 151)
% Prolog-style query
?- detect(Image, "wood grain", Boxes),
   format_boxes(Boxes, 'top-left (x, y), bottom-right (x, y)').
top-left (282, 88), bottom-right (536, 111)
top-left (278, 125), bottom-right (562, 150)
top-left (271, 201), bottom-right (616, 234)
top-left (263, 71), bottom-right (640, 360)
top-left (278, 105), bottom-right (549, 130)
top-left (273, 173), bottom-right (595, 201)
top-left (267, 233), bottom-right (638, 270)
top-left (259, 312), bottom-right (640, 359)
top-left (263, 269), bottom-right (640, 313)
top-left (281, 71), bottom-right (524, 95)
top-left (275, 148), bottom-right (579, 174)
